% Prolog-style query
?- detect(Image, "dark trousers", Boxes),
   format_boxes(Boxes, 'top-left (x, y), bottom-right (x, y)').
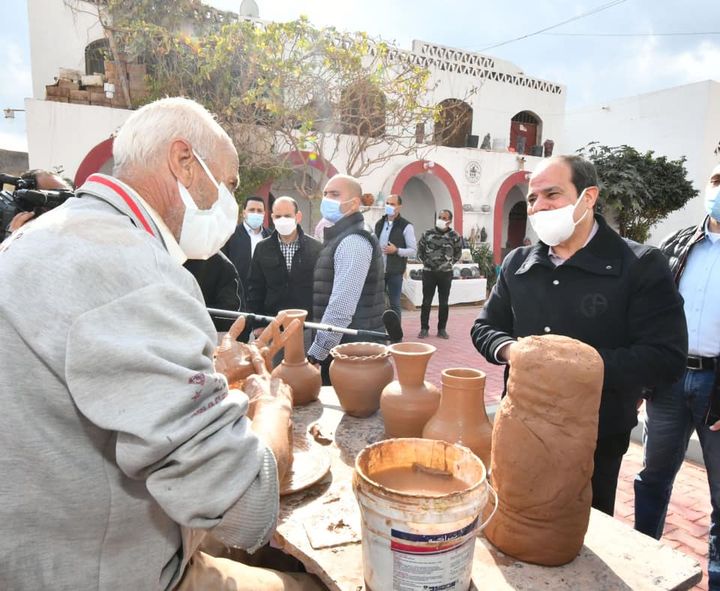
top-left (385, 273), bottom-right (403, 319)
top-left (591, 431), bottom-right (632, 516)
top-left (634, 371), bottom-right (719, 590)
top-left (420, 270), bottom-right (453, 330)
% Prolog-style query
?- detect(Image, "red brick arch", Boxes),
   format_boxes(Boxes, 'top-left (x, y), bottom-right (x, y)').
top-left (493, 170), bottom-right (530, 263)
top-left (390, 160), bottom-right (463, 234)
top-left (74, 137), bottom-right (114, 187)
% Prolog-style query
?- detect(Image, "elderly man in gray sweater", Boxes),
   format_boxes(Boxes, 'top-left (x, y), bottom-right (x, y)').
top-left (0, 98), bottom-right (321, 591)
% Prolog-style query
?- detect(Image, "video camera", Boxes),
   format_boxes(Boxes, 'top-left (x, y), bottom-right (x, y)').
top-left (1, 173), bottom-right (75, 235)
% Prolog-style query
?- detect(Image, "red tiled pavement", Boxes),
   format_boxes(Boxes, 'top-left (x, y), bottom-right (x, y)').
top-left (398, 302), bottom-right (713, 590)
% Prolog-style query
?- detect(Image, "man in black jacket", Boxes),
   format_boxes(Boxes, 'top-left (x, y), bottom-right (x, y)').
top-left (374, 194), bottom-right (417, 321)
top-left (246, 196), bottom-right (322, 334)
top-left (471, 155), bottom-right (687, 516)
top-left (222, 196), bottom-right (269, 296)
top-left (184, 252), bottom-right (243, 333)
top-left (635, 163), bottom-right (720, 591)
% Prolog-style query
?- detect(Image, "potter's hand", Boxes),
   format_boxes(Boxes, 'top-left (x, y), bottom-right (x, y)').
top-left (710, 419), bottom-right (720, 432)
top-left (245, 371), bottom-right (293, 483)
top-left (497, 341), bottom-right (518, 365)
top-left (383, 242), bottom-right (398, 255)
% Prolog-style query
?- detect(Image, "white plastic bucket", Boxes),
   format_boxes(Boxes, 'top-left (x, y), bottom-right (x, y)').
top-left (353, 438), bottom-right (497, 591)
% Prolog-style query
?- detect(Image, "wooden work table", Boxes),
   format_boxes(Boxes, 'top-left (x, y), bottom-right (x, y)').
top-left (275, 387), bottom-right (702, 591)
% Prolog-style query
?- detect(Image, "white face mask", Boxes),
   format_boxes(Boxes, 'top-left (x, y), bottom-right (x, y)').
top-left (177, 149), bottom-right (239, 260)
top-left (273, 216), bottom-right (297, 237)
top-left (528, 189), bottom-right (589, 247)
top-left (436, 218), bottom-right (449, 231)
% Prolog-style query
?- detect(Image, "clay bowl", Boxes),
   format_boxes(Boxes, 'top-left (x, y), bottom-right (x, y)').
top-left (329, 342), bottom-right (394, 417)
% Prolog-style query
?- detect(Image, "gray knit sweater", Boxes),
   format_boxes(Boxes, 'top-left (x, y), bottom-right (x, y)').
top-left (0, 176), bottom-right (278, 591)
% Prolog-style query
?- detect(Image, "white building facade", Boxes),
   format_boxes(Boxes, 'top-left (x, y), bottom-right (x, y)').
top-left (562, 80), bottom-right (720, 244)
top-left (26, 0), bottom-right (569, 262)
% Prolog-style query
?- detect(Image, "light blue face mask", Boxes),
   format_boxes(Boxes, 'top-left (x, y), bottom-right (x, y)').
top-left (320, 197), bottom-right (344, 223)
top-left (245, 212), bottom-right (265, 230)
top-left (385, 204), bottom-right (396, 217)
top-left (705, 185), bottom-right (720, 221)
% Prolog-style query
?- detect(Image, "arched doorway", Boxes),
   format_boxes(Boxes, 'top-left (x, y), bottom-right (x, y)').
top-left (509, 111), bottom-right (542, 155)
top-left (74, 137), bottom-right (114, 187)
top-left (506, 200), bottom-right (527, 252)
top-left (390, 160), bottom-right (463, 236)
top-left (255, 150), bottom-right (339, 232)
top-left (493, 171), bottom-right (530, 263)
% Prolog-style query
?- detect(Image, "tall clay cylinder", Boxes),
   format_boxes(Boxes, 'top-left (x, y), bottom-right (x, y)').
top-left (270, 309), bottom-right (321, 405)
top-left (422, 368), bottom-right (492, 470)
top-left (380, 342), bottom-right (440, 438)
top-left (484, 335), bottom-right (603, 566)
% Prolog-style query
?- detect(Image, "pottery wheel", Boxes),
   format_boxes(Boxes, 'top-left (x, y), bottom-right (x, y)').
top-left (280, 437), bottom-right (331, 496)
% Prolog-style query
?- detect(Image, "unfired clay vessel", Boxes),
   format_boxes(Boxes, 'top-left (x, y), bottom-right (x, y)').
top-left (329, 342), bottom-right (394, 417)
top-left (214, 317), bottom-right (254, 390)
top-left (380, 342), bottom-right (440, 438)
top-left (484, 334), bottom-right (604, 566)
top-left (422, 368), bottom-right (492, 470)
top-left (267, 309), bottom-right (322, 406)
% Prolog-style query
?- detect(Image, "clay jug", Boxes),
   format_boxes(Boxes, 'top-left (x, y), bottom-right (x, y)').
top-left (329, 342), bottom-right (394, 417)
top-left (380, 342), bottom-right (440, 437)
top-left (270, 309), bottom-right (321, 406)
top-left (422, 368), bottom-right (492, 470)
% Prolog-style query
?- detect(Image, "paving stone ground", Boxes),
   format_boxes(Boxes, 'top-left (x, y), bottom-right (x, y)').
top-left (398, 302), bottom-right (713, 590)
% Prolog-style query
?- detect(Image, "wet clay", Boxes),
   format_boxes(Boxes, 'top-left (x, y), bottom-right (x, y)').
top-left (214, 317), bottom-right (255, 390)
top-left (423, 368), bottom-right (492, 470)
top-left (369, 465), bottom-right (470, 496)
top-left (380, 342), bottom-right (440, 438)
top-left (484, 334), bottom-right (603, 566)
top-left (329, 342), bottom-right (394, 417)
top-left (258, 309), bottom-right (322, 406)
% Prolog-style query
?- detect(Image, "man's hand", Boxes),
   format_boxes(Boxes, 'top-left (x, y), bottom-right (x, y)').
top-left (497, 341), bottom-right (518, 365)
top-left (8, 211), bottom-right (35, 233)
top-left (710, 419), bottom-right (720, 432)
top-left (383, 242), bottom-right (398, 255)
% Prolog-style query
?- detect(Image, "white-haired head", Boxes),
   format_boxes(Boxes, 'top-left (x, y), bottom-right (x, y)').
top-left (113, 97), bottom-right (231, 176)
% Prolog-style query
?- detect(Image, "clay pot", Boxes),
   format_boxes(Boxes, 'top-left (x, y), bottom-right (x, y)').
top-left (422, 368), bottom-right (492, 470)
top-left (380, 342), bottom-right (440, 438)
top-left (329, 342), bottom-right (394, 417)
top-left (270, 309), bottom-right (322, 406)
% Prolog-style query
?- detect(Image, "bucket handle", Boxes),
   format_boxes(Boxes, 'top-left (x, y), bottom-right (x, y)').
top-left (476, 483), bottom-right (498, 533)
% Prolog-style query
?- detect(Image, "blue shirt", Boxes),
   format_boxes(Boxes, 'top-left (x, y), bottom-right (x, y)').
top-left (678, 221), bottom-right (720, 357)
top-left (308, 234), bottom-right (373, 360)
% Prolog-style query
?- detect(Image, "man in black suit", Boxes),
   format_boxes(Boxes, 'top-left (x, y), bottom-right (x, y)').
top-left (246, 196), bottom-right (322, 341)
top-left (222, 196), bottom-right (269, 296)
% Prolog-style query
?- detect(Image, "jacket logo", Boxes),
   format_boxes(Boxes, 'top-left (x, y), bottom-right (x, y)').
top-left (581, 293), bottom-right (608, 318)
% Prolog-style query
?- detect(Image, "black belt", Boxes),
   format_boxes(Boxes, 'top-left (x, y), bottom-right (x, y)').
top-left (687, 355), bottom-right (719, 371)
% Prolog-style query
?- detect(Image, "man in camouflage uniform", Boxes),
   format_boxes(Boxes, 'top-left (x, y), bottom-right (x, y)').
top-left (416, 208), bottom-right (462, 339)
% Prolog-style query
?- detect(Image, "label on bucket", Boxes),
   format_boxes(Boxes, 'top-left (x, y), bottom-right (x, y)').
top-left (389, 517), bottom-right (478, 590)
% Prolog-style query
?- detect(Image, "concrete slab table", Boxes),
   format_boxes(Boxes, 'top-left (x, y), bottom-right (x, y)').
top-left (274, 387), bottom-right (702, 591)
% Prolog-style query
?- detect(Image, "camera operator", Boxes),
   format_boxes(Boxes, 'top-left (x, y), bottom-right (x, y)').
top-left (3, 169), bottom-right (73, 238)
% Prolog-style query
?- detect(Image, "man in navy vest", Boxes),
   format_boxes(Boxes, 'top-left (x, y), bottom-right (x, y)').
top-left (374, 194), bottom-right (416, 323)
top-left (307, 174), bottom-right (385, 384)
